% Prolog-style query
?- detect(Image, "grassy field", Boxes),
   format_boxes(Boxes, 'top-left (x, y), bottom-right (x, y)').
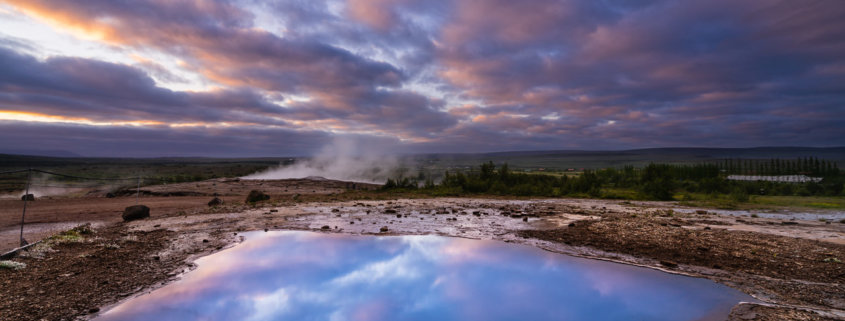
top-left (677, 194), bottom-right (845, 211)
top-left (0, 154), bottom-right (282, 193)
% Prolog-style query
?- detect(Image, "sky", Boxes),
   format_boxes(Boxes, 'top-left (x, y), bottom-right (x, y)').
top-left (0, 0), bottom-right (843, 157)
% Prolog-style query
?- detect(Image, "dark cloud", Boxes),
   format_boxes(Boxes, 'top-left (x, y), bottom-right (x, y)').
top-left (0, 0), bottom-right (843, 156)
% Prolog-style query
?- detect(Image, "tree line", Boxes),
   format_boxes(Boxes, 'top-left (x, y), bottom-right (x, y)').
top-left (383, 159), bottom-right (844, 200)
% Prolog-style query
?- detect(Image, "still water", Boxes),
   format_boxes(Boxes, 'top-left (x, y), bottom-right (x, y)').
top-left (98, 231), bottom-right (752, 321)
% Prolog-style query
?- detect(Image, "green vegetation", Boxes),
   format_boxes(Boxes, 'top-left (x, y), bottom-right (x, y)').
top-left (385, 160), bottom-right (845, 206)
top-left (0, 154), bottom-right (283, 192)
top-left (0, 260), bottom-right (26, 271)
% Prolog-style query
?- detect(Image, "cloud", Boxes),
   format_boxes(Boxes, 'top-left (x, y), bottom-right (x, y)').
top-left (0, 0), bottom-right (843, 156)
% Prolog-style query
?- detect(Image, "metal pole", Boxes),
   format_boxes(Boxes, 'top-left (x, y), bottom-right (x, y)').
top-left (19, 168), bottom-right (31, 246)
top-left (136, 175), bottom-right (141, 205)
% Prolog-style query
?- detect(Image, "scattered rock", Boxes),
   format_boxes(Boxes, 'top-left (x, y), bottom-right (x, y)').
top-left (245, 190), bottom-right (270, 203)
top-left (122, 205), bottom-right (150, 222)
top-left (207, 197), bottom-right (224, 206)
top-left (380, 226), bottom-right (389, 233)
top-left (21, 194), bottom-right (35, 201)
top-left (321, 225), bottom-right (330, 230)
top-left (781, 221), bottom-right (798, 225)
top-left (385, 209), bottom-right (397, 214)
top-left (105, 193), bottom-right (116, 198)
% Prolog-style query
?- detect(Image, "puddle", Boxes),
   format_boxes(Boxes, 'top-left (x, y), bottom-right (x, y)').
top-left (98, 231), bottom-right (753, 321)
top-left (675, 208), bottom-right (845, 221)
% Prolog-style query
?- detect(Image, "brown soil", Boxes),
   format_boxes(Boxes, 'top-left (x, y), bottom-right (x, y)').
top-left (0, 225), bottom-right (233, 321)
top-left (519, 216), bottom-right (845, 284)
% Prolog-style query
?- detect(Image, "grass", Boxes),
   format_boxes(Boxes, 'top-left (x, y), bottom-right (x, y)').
top-left (0, 260), bottom-right (26, 270)
top-left (677, 193), bottom-right (845, 211)
top-left (22, 225), bottom-right (94, 259)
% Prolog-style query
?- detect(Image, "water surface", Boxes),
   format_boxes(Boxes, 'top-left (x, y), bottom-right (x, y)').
top-left (99, 231), bottom-right (752, 321)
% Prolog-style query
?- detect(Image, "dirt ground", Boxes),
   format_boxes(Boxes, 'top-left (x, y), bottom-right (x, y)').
top-left (0, 178), bottom-right (843, 321)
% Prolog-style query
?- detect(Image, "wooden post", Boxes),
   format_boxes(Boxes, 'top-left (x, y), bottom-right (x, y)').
top-left (19, 168), bottom-right (31, 246)
top-left (136, 176), bottom-right (141, 205)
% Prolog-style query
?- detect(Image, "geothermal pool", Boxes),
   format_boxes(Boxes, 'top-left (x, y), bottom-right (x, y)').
top-left (98, 231), bottom-right (753, 321)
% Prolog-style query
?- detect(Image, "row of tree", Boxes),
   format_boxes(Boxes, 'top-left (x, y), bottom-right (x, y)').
top-left (719, 157), bottom-right (839, 176)
top-left (383, 160), bottom-right (844, 200)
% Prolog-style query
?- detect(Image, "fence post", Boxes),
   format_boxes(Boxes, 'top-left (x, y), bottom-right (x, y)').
top-left (136, 175), bottom-right (141, 205)
top-left (19, 168), bottom-right (32, 246)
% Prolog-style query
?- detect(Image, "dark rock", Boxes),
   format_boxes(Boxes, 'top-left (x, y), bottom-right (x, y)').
top-left (245, 190), bottom-right (270, 203)
top-left (89, 308), bottom-right (100, 314)
top-left (321, 225), bottom-right (330, 230)
top-left (122, 205), bottom-right (150, 222)
top-left (659, 260), bottom-right (678, 268)
top-left (21, 194), bottom-right (35, 201)
top-left (396, 214), bottom-right (402, 218)
top-left (269, 209), bottom-right (278, 213)
top-left (781, 221), bottom-right (798, 225)
top-left (202, 239), bottom-right (209, 243)
top-left (384, 209), bottom-right (397, 214)
top-left (105, 193), bottom-right (116, 198)
top-left (380, 226), bottom-right (389, 233)
top-left (568, 222), bottom-right (576, 227)
top-left (523, 217), bottom-right (528, 222)
top-left (207, 197), bottom-right (224, 206)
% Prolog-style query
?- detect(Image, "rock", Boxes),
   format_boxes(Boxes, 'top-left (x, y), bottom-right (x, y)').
top-left (396, 214), bottom-right (402, 218)
top-left (659, 260), bottom-right (678, 268)
top-left (568, 222), bottom-right (576, 227)
top-left (88, 307), bottom-right (100, 314)
top-left (380, 226), bottom-right (389, 233)
top-left (21, 194), bottom-right (35, 201)
top-left (122, 205), bottom-right (150, 222)
top-left (523, 217), bottom-right (528, 222)
top-left (781, 221), bottom-right (798, 225)
top-left (245, 190), bottom-right (270, 203)
top-left (105, 193), bottom-right (116, 198)
top-left (321, 225), bottom-right (330, 230)
top-left (384, 209), bottom-right (397, 214)
top-left (207, 197), bottom-right (224, 206)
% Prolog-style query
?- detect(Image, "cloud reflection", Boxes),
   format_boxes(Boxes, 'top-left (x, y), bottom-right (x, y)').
top-left (98, 231), bottom-right (750, 321)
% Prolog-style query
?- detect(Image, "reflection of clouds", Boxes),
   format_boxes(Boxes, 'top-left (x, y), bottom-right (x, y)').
top-left (246, 288), bottom-right (290, 321)
top-left (100, 231), bottom-right (750, 321)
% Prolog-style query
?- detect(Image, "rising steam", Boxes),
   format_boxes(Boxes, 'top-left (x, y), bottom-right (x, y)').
top-left (242, 138), bottom-right (413, 184)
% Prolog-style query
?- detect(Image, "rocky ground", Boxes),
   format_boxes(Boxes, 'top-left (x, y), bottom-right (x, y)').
top-left (0, 178), bottom-right (843, 320)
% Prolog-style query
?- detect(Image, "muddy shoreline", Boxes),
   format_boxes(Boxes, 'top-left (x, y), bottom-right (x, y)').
top-left (1, 192), bottom-right (843, 321)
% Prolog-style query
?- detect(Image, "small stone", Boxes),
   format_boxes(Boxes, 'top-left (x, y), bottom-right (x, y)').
top-left (659, 260), bottom-right (678, 268)
top-left (380, 226), bottom-right (389, 233)
top-left (89, 308), bottom-right (100, 313)
top-left (321, 225), bottom-right (330, 230)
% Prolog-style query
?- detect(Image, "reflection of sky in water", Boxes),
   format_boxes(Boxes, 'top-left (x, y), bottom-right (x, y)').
top-left (98, 231), bottom-right (752, 321)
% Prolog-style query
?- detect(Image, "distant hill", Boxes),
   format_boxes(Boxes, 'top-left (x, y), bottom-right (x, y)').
top-left (0, 149), bottom-right (81, 158)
